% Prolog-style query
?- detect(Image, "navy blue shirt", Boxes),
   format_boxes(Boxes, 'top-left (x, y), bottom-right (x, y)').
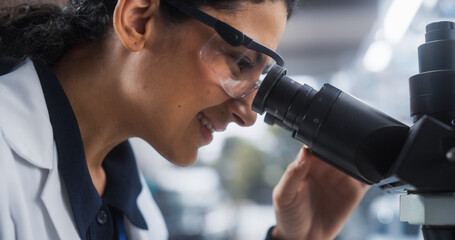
top-left (34, 61), bottom-right (148, 240)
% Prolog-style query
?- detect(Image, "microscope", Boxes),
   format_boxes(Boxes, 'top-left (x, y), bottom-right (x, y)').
top-left (252, 21), bottom-right (455, 240)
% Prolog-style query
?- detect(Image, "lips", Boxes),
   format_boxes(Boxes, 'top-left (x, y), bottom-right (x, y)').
top-left (198, 113), bottom-right (216, 133)
top-left (197, 112), bottom-right (227, 145)
top-left (197, 112), bottom-right (227, 133)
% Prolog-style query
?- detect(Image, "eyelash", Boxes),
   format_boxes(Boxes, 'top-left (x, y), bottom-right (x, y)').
top-left (236, 57), bottom-right (254, 70)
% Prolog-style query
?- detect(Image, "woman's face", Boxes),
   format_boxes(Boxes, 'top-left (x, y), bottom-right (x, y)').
top-left (123, 1), bottom-right (287, 166)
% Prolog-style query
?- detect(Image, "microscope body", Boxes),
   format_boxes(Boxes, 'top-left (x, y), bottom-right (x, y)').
top-left (252, 21), bottom-right (455, 240)
top-left (392, 21), bottom-right (455, 240)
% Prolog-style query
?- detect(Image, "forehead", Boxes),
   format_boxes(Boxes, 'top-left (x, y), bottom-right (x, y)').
top-left (203, 1), bottom-right (287, 50)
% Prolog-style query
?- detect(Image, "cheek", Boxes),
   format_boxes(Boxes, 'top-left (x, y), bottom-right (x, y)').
top-left (169, 72), bottom-right (225, 114)
top-left (192, 65), bottom-right (228, 104)
top-left (167, 34), bottom-right (227, 106)
top-left (133, 40), bottom-right (228, 164)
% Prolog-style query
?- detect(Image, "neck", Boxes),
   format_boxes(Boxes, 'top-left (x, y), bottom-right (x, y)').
top-left (52, 40), bottom-right (133, 194)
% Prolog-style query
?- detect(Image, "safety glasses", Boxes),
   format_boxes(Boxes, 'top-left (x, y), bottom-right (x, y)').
top-left (164, 0), bottom-right (285, 98)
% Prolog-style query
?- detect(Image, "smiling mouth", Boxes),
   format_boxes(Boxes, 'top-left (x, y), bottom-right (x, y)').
top-left (197, 113), bottom-right (216, 133)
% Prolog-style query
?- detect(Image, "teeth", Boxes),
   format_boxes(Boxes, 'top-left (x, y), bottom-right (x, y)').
top-left (198, 113), bottom-right (215, 133)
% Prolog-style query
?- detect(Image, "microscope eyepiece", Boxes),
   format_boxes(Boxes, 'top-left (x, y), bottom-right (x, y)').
top-left (252, 65), bottom-right (409, 184)
top-left (425, 21), bottom-right (455, 42)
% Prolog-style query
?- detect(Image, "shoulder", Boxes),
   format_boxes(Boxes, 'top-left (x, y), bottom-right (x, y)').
top-left (0, 128), bottom-right (16, 240)
top-left (0, 125), bottom-right (63, 240)
top-left (0, 128), bottom-right (13, 174)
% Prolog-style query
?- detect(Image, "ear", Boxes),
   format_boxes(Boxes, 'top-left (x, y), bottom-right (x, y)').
top-left (113, 0), bottom-right (159, 52)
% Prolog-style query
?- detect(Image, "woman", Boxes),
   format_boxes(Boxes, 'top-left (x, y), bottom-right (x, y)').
top-left (0, 0), bottom-right (368, 239)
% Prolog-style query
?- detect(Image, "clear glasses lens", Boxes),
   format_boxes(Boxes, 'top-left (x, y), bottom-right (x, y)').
top-left (201, 34), bottom-right (276, 98)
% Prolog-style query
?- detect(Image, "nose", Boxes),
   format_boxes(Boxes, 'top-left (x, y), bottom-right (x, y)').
top-left (227, 93), bottom-right (257, 127)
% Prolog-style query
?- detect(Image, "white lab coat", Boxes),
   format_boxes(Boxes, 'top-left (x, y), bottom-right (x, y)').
top-left (0, 60), bottom-right (169, 240)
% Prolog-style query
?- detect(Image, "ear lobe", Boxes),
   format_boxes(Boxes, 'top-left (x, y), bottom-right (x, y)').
top-left (113, 0), bottom-right (158, 52)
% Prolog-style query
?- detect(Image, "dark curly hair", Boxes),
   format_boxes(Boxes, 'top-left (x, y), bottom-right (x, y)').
top-left (0, 0), bottom-right (297, 74)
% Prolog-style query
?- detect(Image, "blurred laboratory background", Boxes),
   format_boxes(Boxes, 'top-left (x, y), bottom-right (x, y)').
top-left (2, 0), bottom-right (453, 239)
top-left (132, 0), bottom-right (454, 239)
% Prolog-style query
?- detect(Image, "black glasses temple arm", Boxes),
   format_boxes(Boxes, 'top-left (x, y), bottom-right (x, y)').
top-left (164, 0), bottom-right (284, 65)
top-left (164, 0), bottom-right (245, 46)
top-left (244, 39), bottom-right (285, 67)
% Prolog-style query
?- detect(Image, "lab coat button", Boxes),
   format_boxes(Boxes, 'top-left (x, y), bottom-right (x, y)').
top-left (96, 210), bottom-right (108, 225)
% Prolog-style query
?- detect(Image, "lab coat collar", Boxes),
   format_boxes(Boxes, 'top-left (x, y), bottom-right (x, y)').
top-left (34, 61), bottom-right (102, 239)
top-left (102, 142), bottom-right (148, 230)
top-left (0, 59), bottom-right (54, 169)
top-left (0, 60), bottom-right (80, 239)
top-left (34, 61), bottom-right (147, 238)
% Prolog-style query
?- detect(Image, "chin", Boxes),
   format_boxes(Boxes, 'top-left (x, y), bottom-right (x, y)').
top-left (164, 150), bottom-right (198, 167)
top-left (141, 136), bottom-right (199, 167)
